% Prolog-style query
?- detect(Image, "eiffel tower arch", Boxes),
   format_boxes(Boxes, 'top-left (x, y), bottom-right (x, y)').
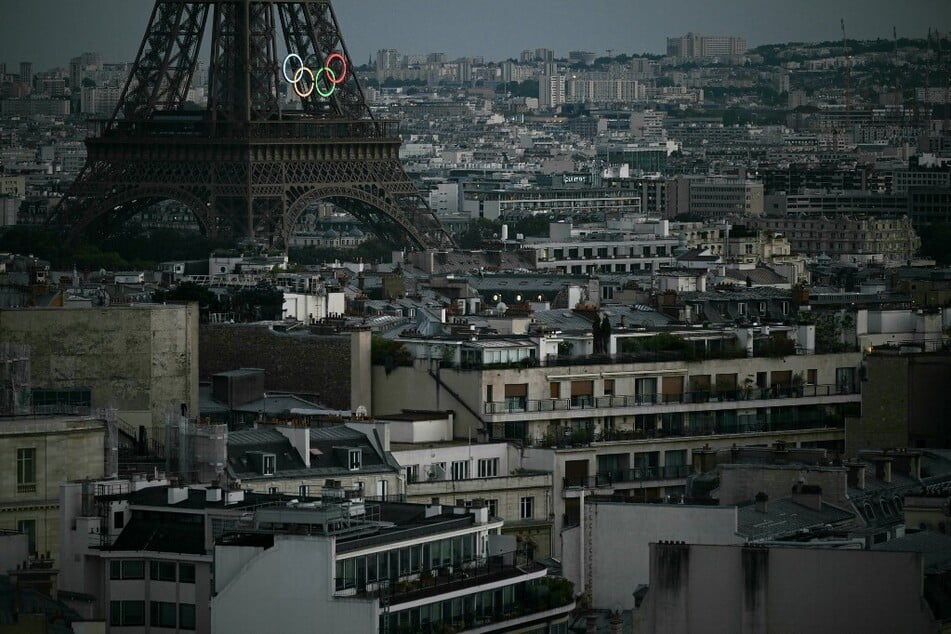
top-left (52, 0), bottom-right (455, 251)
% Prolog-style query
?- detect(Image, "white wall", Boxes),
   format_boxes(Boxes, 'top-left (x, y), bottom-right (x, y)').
top-left (212, 535), bottom-right (378, 634)
top-left (589, 503), bottom-right (741, 611)
top-left (389, 418), bottom-right (453, 444)
top-left (392, 442), bottom-right (513, 480)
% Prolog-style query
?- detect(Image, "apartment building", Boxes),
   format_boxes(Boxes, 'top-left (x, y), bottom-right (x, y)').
top-left (211, 492), bottom-right (575, 633)
top-left (666, 33), bottom-right (747, 59)
top-left (373, 329), bottom-right (863, 555)
top-left (748, 215), bottom-right (921, 263)
top-left (1, 415), bottom-right (109, 564)
top-left (667, 176), bottom-right (764, 219)
top-left (382, 412), bottom-right (554, 559)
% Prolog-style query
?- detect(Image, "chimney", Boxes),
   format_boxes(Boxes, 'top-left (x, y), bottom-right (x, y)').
top-left (755, 491), bottom-right (769, 513)
top-left (890, 449), bottom-right (921, 480)
top-left (609, 611), bottom-right (623, 634)
top-left (224, 489), bottom-right (245, 505)
top-left (693, 444), bottom-right (717, 473)
top-left (791, 483), bottom-right (823, 511)
top-left (869, 457), bottom-right (893, 484)
top-left (206, 487), bottom-right (223, 503)
top-left (167, 486), bottom-right (189, 505)
top-left (846, 462), bottom-right (866, 490)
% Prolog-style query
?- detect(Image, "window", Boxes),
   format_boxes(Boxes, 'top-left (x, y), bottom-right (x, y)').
top-left (406, 464), bottom-right (419, 483)
top-left (150, 560), bottom-right (176, 582)
top-left (113, 511), bottom-right (125, 530)
top-left (503, 383), bottom-right (528, 412)
top-left (738, 303), bottom-right (747, 316)
top-left (16, 448), bottom-right (36, 491)
top-left (349, 449), bottom-right (362, 471)
top-left (179, 603), bottom-right (196, 630)
top-left (477, 458), bottom-right (499, 478)
top-left (268, 486), bottom-right (279, 494)
top-left (263, 454), bottom-right (276, 476)
top-left (110, 601), bottom-right (145, 626)
top-left (17, 519), bottom-right (36, 555)
top-left (299, 485), bottom-right (310, 497)
top-left (150, 601), bottom-right (177, 628)
top-left (603, 379), bottom-right (614, 396)
top-left (179, 563), bottom-right (196, 584)
top-left (550, 382), bottom-right (561, 399)
top-left (486, 499), bottom-right (499, 517)
top-left (451, 460), bottom-right (470, 481)
top-left (520, 496), bottom-right (534, 520)
top-left (110, 559), bottom-right (145, 580)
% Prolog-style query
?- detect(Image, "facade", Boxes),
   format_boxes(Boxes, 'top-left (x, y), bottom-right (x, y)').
top-left (748, 215), bottom-right (921, 263)
top-left (0, 305), bottom-right (200, 436)
top-left (667, 176), bottom-right (764, 219)
top-left (666, 33), bottom-right (746, 59)
top-left (226, 424), bottom-right (402, 501)
top-left (386, 419), bottom-right (555, 560)
top-left (462, 187), bottom-right (641, 221)
top-left (641, 542), bottom-right (935, 633)
top-left (538, 72), bottom-right (565, 110)
top-left (211, 495), bottom-right (575, 634)
top-left (373, 334), bottom-right (863, 556)
top-left (1, 416), bottom-right (108, 565)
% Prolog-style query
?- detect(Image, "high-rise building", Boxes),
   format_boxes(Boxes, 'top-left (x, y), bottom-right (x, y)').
top-left (538, 71), bottom-right (565, 110)
top-left (666, 33), bottom-right (746, 59)
top-left (19, 61), bottom-right (33, 87)
top-left (374, 48), bottom-right (401, 81)
top-left (535, 47), bottom-right (555, 62)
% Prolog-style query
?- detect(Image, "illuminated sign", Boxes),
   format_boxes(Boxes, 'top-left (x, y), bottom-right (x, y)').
top-left (282, 52), bottom-right (347, 99)
top-left (563, 174), bottom-right (588, 185)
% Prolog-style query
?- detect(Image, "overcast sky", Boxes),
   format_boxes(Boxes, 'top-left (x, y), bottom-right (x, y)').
top-left (1, 0), bottom-right (949, 71)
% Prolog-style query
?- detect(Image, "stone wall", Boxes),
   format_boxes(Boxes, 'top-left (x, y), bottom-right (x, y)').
top-left (199, 325), bottom-right (351, 410)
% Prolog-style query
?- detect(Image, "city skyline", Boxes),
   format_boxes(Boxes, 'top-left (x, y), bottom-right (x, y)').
top-left (0, 0), bottom-right (948, 71)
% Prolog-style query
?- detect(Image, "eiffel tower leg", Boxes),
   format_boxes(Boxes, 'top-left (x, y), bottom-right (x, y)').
top-left (54, 0), bottom-right (456, 251)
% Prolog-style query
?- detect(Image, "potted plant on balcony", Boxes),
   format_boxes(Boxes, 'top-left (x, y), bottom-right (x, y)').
top-left (742, 375), bottom-right (755, 400)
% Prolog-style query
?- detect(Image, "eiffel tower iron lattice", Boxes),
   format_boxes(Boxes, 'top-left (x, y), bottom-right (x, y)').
top-left (52, 0), bottom-right (455, 251)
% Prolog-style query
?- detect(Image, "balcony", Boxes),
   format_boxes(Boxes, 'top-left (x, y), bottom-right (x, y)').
top-left (563, 464), bottom-right (694, 490)
top-left (484, 383), bottom-right (859, 417)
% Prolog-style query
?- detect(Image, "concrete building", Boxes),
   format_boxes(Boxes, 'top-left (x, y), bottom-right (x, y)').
top-left (538, 71), bottom-right (565, 110)
top-left (384, 412), bottom-right (555, 559)
top-left (666, 33), bottom-right (746, 59)
top-left (748, 215), bottom-right (921, 264)
top-left (667, 176), bottom-right (764, 220)
top-left (641, 542), bottom-right (935, 633)
top-left (0, 304), bottom-right (200, 437)
top-left (1, 415), bottom-right (109, 565)
top-left (847, 350), bottom-right (951, 454)
top-left (211, 494), bottom-right (575, 634)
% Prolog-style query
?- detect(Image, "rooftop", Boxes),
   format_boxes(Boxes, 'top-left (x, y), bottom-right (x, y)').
top-left (736, 496), bottom-right (854, 541)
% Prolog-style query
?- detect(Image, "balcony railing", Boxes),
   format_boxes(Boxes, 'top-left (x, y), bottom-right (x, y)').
top-left (484, 383), bottom-right (856, 415)
top-left (563, 464), bottom-right (694, 489)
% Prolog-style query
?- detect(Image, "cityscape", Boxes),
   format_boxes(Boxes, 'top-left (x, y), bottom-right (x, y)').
top-left (1, 0), bottom-right (950, 632)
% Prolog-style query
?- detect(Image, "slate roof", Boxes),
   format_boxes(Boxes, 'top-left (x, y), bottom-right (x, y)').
top-left (226, 426), bottom-right (397, 480)
top-left (736, 497), bottom-right (854, 541)
top-left (873, 530), bottom-right (951, 574)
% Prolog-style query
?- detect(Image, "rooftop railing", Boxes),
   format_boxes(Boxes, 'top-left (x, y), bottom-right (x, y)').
top-left (563, 464), bottom-right (694, 489)
top-left (484, 383), bottom-right (858, 415)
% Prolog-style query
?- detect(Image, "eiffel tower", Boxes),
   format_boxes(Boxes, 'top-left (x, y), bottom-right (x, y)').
top-left (53, 0), bottom-right (454, 250)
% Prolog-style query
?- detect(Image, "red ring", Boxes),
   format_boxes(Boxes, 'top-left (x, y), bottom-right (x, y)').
top-left (325, 52), bottom-right (347, 85)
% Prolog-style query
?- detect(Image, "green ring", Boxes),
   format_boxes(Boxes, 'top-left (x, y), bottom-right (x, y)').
top-left (315, 67), bottom-right (337, 98)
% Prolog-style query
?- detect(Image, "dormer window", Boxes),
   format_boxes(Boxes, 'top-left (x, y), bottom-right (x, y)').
top-left (263, 454), bottom-right (276, 476)
top-left (348, 449), bottom-right (362, 471)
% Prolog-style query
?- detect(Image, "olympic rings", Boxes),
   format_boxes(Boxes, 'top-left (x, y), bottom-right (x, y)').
top-left (283, 52), bottom-right (347, 99)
